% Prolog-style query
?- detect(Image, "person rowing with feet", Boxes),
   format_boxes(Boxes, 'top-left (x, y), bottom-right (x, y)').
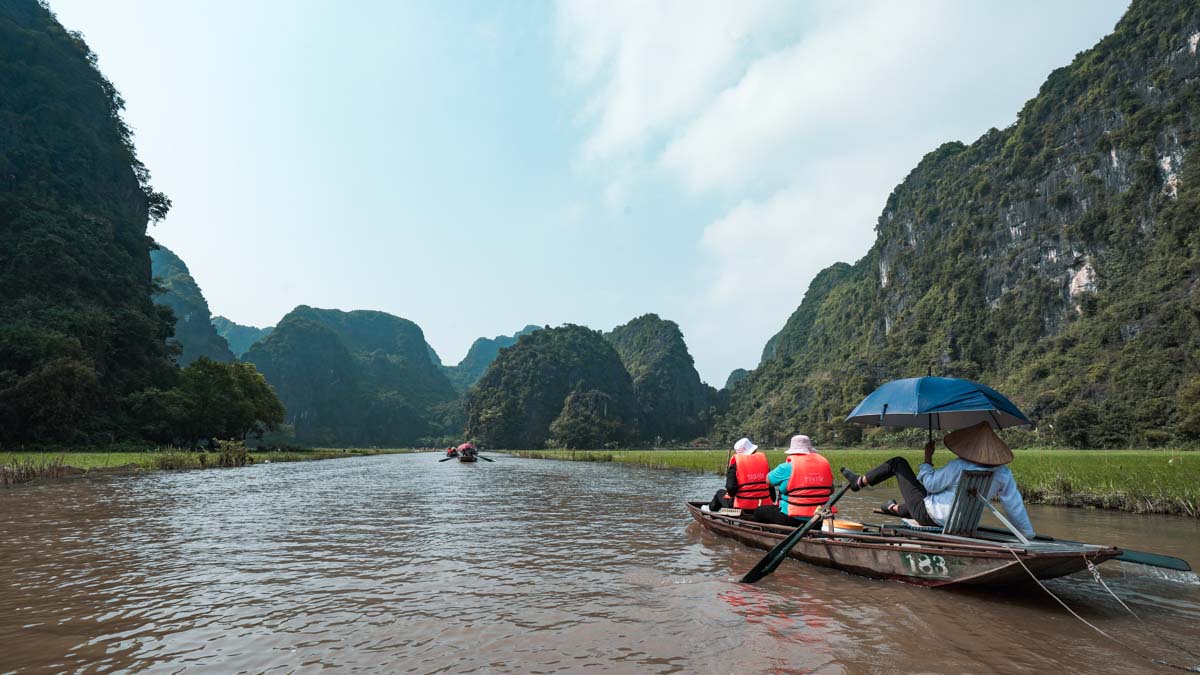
top-left (704, 437), bottom-right (776, 514)
top-left (839, 421), bottom-right (1036, 540)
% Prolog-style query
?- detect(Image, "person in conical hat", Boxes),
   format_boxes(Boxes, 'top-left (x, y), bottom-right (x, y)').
top-left (704, 437), bottom-right (777, 513)
top-left (839, 421), bottom-right (1035, 539)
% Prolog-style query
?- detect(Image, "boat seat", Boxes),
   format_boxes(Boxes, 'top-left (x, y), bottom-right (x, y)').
top-left (940, 470), bottom-right (994, 537)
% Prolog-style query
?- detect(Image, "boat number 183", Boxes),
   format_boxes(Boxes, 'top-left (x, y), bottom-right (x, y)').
top-left (901, 552), bottom-right (949, 577)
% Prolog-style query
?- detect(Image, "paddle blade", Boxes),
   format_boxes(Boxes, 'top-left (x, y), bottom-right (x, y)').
top-left (1115, 550), bottom-right (1192, 572)
top-left (976, 525), bottom-right (1193, 573)
top-left (740, 482), bottom-right (853, 584)
top-left (478, 455), bottom-right (495, 462)
top-left (438, 456), bottom-right (457, 462)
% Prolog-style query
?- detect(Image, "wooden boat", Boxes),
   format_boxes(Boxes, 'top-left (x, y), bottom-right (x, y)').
top-left (458, 454), bottom-right (477, 463)
top-left (686, 501), bottom-right (1121, 588)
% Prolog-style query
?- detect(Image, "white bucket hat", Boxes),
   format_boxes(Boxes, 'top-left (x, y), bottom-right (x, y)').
top-left (733, 437), bottom-right (759, 455)
top-left (785, 434), bottom-right (816, 455)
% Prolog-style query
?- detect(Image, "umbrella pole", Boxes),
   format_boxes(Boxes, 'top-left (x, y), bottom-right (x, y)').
top-left (926, 366), bottom-right (933, 445)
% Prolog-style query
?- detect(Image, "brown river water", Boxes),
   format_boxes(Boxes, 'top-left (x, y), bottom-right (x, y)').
top-left (1, 453), bottom-right (1198, 674)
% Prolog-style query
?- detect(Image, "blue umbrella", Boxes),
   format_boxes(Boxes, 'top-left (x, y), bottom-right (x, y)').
top-left (845, 377), bottom-right (1032, 432)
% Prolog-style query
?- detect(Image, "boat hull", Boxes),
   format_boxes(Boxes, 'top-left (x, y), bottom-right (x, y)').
top-left (686, 502), bottom-right (1120, 588)
top-left (458, 456), bottom-right (478, 463)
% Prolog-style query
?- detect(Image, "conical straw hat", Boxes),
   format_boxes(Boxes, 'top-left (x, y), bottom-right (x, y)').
top-left (942, 421), bottom-right (1013, 466)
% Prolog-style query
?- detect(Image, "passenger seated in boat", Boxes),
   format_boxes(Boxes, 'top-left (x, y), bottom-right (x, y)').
top-left (706, 437), bottom-right (776, 513)
top-left (840, 422), bottom-right (1036, 539)
top-left (750, 435), bottom-right (837, 526)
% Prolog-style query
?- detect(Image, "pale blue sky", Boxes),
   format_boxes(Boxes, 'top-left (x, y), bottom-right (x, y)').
top-left (49, 0), bottom-right (1128, 384)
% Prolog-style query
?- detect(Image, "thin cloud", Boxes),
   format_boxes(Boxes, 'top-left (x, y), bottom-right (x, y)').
top-left (557, 0), bottom-right (1128, 383)
top-left (555, 0), bottom-right (791, 161)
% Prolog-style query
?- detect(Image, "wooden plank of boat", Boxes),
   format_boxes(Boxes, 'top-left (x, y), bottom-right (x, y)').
top-left (685, 501), bottom-right (1121, 588)
top-left (458, 456), bottom-right (478, 462)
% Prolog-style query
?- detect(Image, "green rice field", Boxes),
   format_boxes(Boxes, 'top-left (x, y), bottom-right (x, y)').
top-left (0, 448), bottom-right (418, 485)
top-left (511, 448), bottom-right (1200, 518)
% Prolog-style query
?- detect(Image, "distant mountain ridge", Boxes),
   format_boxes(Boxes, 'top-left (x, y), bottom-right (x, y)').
top-left (444, 325), bottom-right (542, 391)
top-left (150, 246), bottom-right (235, 365)
top-left (212, 316), bottom-right (273, 358)
top-left (243, 306), bottom-right (458, 446)
top-left (605, 314), bottom-right (716, 442)
top-left (466, 324), bottom-right (637, 448)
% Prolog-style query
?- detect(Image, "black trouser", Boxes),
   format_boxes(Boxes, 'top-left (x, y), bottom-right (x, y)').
top-left (751, 504), bottom-right (806, 527)
top-left (864, 456), bottom-right (937, 526)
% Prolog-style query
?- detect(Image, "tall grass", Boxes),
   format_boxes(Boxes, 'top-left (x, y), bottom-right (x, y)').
top-left (0, 447), bottom-right (420, 483)
top-left (512, 448), bottom-right (1200, 517)
top-left (0, 455), bottom-right (68, 486)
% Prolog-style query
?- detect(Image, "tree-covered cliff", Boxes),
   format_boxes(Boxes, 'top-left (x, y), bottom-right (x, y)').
top-left (466, 324), bottom-right (637, 449)
top-left (150, 246), bottom-right (235, 365)
top-left (243, 306), bottom-right (458, 446)
top-left (212, 316), bottom-right (273, 358)
top-left (0, 0), bottom-right (178, 442)
top-left (605, 314), bottom-right (715, 442)
top-left (719, 0), bottom-right (1200, 448)
top-left (445, 325), bottom-right (541, 391)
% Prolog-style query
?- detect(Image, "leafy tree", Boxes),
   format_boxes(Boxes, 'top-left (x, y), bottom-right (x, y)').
top-left (128, 359), bottom-right (284, 447)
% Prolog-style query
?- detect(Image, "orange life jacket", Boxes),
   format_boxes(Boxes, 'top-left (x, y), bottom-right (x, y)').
top-left (784, 453), bottom-right (836, 518)
top-left (731, 453), bottom-right (775, 509)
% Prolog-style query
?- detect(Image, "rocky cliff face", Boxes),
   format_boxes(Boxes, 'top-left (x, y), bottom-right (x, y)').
top-left (605, 314), bottom-right (715, 442)
top-left (243, 306), bottom-right (458, 446)
top-left (0, 0), bottom-right (176, 442)
top-left (722, 0), bottom-right (1200, 447)
top-left (212, 316), bottom-right (273, 358)
top-left (150, 246), bottom-right (235, 365)
top-left (445, 325), bottom-right (542, 392)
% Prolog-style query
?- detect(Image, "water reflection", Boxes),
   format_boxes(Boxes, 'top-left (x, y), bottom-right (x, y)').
top-left (0, 454), bottom-right (1196, 673)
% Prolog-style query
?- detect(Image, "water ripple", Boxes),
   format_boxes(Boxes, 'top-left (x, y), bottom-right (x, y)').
top-left (0, 454), bottom-right (1197, 673)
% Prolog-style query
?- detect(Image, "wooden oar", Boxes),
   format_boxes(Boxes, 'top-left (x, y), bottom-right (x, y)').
top-left (477, 454), bottom-right (495, 462)
top-left (740, 482), bottom-right (853, 584)
top-left (974, 525), bottom-right (1193, 572)
top-left (438, 456), bottom-right (458, 462)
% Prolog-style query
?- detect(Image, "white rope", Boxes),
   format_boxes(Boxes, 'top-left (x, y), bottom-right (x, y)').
top-left (1003, 547), bottom-right (1199, 673)
top-left (1083, 555), bottom-right (1200, 661)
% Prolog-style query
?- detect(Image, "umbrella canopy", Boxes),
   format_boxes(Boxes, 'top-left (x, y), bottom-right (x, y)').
top-left (845, 377), bottom-right (1031, 430)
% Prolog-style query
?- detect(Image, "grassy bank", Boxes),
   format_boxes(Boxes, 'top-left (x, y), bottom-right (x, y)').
top-left (511, 448), bottom-right (1200, 518)
top-left (0, 447), bottom-right (417, 486)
